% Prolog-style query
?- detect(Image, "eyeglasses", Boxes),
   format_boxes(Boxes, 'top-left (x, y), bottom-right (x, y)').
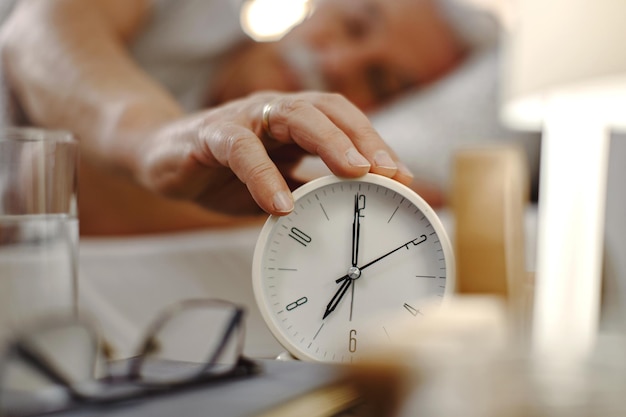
top-left (0, 298), bottom-right (259, 417)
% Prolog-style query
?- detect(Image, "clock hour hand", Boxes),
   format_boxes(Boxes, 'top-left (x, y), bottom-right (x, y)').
top-left (323, 276), bottom-right (353, 319)
top-left (336, 235), bottom-right (428, 284)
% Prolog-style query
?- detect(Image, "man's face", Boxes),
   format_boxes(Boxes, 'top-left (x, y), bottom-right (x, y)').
top-left (209, 0), bottom-right (462, 110)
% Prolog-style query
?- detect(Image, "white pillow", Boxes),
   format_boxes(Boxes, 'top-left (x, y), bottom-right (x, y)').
top-left (370, 46), bottom-right (541, 196)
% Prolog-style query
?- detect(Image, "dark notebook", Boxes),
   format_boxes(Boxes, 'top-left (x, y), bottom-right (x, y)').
top-left (12, 359), bottom-right (361, 417)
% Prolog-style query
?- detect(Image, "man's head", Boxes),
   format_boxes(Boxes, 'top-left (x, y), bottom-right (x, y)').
top-left (208, 0), bottom-right (467, 110)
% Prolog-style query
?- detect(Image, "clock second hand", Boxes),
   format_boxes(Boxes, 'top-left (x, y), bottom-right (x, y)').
top-left (349, 282), bottom-right (355, 321)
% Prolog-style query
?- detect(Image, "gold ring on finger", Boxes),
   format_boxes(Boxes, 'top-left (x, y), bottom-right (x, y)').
top-left (262, 102), bottom-right (275, 139)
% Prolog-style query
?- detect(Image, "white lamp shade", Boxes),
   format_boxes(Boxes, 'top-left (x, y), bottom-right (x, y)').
top-left (502, 0), bottom-right (626, 130)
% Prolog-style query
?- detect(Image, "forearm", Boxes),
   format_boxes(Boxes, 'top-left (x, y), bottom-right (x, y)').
top-left (0, 0), bottom-right (184, 176)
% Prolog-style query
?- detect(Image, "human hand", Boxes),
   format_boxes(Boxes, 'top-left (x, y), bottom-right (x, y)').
top-left (132, 91), bottom-right (414, 216)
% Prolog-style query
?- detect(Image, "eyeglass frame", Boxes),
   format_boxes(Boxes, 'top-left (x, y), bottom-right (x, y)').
top-left (0, 298), bottom-right (260, 415)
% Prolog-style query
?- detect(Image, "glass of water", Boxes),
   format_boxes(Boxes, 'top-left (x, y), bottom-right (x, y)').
top-left (0, 127), bottom-right (78, 343)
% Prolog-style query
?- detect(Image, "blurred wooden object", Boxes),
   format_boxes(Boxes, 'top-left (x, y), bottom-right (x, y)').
top-left (451, 144), bottom-right (534, 342)
top-left (451, 145), bottom-right (530, 311)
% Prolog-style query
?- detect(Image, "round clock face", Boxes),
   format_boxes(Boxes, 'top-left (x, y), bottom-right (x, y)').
top-left (252, 174), bottom-right (455, 362)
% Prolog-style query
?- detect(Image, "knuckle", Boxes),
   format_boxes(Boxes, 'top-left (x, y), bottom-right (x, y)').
top-left (319, 92), bottom-right (350, 107)
top-left (225, 131), bottom-right (251, 156)
top-left (281, 98), bottom-right (309, 116)
top-left (314, 129), bottom-right (348, 154)
top-left (323, 128), bottom-right (347, 143)
top-left (203, 123), bottom-right (251, 164)
top-left (269, 98), bottom-right (309, 134)
top-left (245, 161), bottom-right (276, 185)
top-left (328, 92), bottom-right (349, 103)
top-left (248, 91), bottom-right (276, 103)
top-left (352, 124), bottom-right (379, 141)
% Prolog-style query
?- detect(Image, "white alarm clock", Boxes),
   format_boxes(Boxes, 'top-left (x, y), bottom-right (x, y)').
top-left (252, 174), bottom-right (455, 362)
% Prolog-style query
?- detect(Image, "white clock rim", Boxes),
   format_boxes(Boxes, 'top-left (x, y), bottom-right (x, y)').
top-left (251, 173), bottom-right (456, 362)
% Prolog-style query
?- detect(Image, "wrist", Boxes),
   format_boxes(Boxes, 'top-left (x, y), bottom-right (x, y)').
top-left (94, 98), bottom-right (184, 180)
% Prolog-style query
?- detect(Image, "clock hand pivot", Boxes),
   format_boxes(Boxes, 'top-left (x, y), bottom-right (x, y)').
top-left (347, 266), bottom-right (361, 280)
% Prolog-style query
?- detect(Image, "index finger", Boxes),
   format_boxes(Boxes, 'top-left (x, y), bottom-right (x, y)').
top-left (264, 93), bottom-right (414, 185)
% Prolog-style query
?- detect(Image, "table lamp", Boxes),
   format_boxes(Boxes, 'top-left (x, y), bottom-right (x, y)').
top-left (501, 0), bottom-right (626, 362)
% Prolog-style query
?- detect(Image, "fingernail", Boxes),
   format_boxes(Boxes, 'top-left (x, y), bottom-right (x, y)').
top-left (273, 190), bottom-right (294, 213)
top-left (397, 161), bottom-right (414, 178)
top-left (345, 148), bottom-right (371, 168)
top-left (373, 150), bottom-right (397, 170)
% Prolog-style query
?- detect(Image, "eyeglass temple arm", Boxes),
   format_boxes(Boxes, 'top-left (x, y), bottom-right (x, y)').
top-left (8, 343), bottom-right (87, 401)
top-left (203, 309), bottom-right (245, 369)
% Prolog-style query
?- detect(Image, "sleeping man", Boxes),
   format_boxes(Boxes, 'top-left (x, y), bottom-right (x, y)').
top-left (0, 0), bottom-right (538, 357)
top-left (0, 0), bottom-right (519, 235)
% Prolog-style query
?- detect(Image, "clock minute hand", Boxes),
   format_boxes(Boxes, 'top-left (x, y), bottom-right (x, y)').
top-left (351, 194), bottom-right (365, 267)
top-left (336, 235), bottom-right (428, 284)
top-left (360, 234), bottom-right (427, 270)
